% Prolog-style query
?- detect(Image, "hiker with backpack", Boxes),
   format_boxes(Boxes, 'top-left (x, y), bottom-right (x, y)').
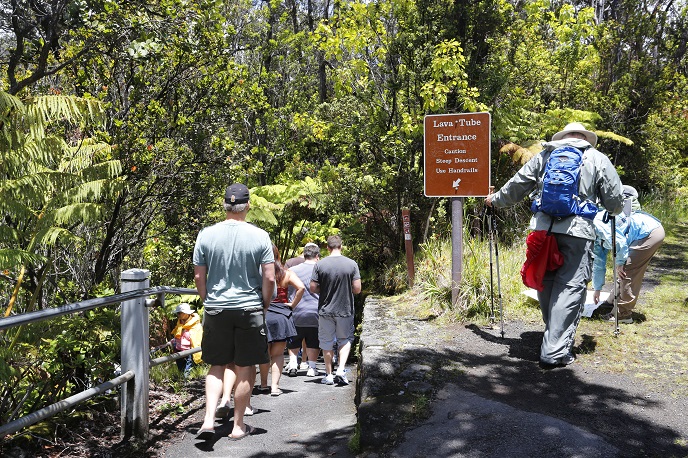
top-left (485, 122), bottom-right (625, 367)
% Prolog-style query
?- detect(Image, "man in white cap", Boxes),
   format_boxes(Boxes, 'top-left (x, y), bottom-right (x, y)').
top-left (485, 122), bottom-right (624, 367)
top-left (193, 183), bottom-right (275, 440)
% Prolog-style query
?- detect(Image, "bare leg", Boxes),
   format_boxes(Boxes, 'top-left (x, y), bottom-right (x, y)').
top-left (336, 340), bottom-right (351, 373)
top-left (287, 346), bottom-right (299, 369)
top-left (323, 349), bottom-right (334, 375)
top-left (270, 341), bottom-right (286, 392)
top-left (231, 364), bottom-right (256, 437)
top-left (258, 362), bottom-right (269, 389)
top-left (306, 347), bottom-right (320, 366)
top-left (219, 363), bottom-right (236, 408)
top-left (200, 364), bottom-right (224, 431)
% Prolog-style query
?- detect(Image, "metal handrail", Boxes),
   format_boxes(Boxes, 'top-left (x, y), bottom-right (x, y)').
top-left (0, 286), bottom-right (197, 331)
top-left (0, 276), bottom-right (200, 440)
top-left (151, 347), bottom-right (201, 367)
top-left (0, 371), bottom-right (135, 438)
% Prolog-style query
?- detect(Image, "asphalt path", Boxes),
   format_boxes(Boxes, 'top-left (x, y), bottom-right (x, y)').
top-left (162, 360), bottom-right (357, 458)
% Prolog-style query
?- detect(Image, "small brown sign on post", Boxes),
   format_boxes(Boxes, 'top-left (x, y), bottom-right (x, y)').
top-left (402, 209), bottom-right (414, 287)
top-left (424, 112), bottom-right (491, 197)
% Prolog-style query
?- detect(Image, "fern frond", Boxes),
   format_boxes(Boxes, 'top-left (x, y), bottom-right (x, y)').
top-left (0, 225), bottom-right (20, 244)
top-left (80, 160), bottom-right (123, 181)
top-left (47, 203), bottom-right (102, 226)
top-left (596, 131), bottom-right (634, 146)
top-left (61, 140), bottom-right (113, 172)
top-left (245, 206), bottom-right (279, 226)
top-left (0, 193), bottom-right (35, 221)
top-left (0, 249), bottom-right (47, 270)
top-left (32, 226), bottom-right (84, 247)
top-left (57, 179), bottom-right (115, 204)
top-left (30, 95), bottom-right (104, 125)
top-left (0, 91), bottom-right (25, 116)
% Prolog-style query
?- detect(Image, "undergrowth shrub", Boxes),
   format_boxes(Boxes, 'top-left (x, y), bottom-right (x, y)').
top-left (393, 225), bottom-right (530, 321)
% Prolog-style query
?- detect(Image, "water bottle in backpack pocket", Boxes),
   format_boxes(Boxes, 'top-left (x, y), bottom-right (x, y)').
top-left (530, 145), bottom-right (598, 220)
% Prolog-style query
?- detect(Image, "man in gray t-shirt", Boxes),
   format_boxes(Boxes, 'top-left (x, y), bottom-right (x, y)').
top-left (310, 235), bottom-right (361, 385)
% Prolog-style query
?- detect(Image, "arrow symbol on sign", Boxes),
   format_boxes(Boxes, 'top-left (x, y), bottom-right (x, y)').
top-left (452, 178), bottom-right (461, 189)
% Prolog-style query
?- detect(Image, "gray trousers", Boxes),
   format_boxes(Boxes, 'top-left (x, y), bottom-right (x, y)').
top-left (537, 234), bottom-right (592, 364)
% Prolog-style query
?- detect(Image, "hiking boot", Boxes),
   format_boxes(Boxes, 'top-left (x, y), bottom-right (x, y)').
top-left (559, 353), bottom-right (576, 365)
top-left (602, 312), bottom-right (633, 324)
top-left (306, 367), bottom-right (317, 377)
top-left (321, 374), bottom-right (334, 385)
top-left (334, 369), bottom-right (349, 385)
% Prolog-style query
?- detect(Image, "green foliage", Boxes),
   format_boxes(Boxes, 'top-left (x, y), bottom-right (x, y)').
top-left (0, 308), bottom-right (120, 426)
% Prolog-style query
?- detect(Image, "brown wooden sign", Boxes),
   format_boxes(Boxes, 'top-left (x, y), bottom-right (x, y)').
top-left (424, 112), bottom-right (491, 197)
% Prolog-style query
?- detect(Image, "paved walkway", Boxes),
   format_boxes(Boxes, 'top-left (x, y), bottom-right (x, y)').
top-left (162, 361), bottom-right (357, 457)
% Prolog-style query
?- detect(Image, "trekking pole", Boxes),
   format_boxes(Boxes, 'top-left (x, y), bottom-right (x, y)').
top-left (486, 204), bottom-right (496, 325)
top-left (491, 205), bottom-right (505, 338)
top-left (611, 215), bottom-right (620, 336)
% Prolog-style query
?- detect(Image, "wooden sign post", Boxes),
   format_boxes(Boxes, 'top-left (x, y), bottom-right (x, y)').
top-left (424, 112), bottom-right (491, 306)
top-left (402, 208), bottom-right (414, 287)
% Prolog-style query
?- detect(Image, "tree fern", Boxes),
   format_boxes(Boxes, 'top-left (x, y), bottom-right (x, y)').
top-left (0, 89), bottom-right (120, 317)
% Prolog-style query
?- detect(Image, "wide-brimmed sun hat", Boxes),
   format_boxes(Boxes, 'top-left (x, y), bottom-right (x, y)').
top-left (551, 122), bottom-right (598, 147)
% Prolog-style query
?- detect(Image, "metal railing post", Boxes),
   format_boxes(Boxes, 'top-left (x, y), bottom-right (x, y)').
top-left (120, 269), bottom-right (150, 439)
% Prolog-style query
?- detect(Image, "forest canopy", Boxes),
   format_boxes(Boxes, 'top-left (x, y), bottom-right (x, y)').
top-left (1, 0), bottom-right (687, 309)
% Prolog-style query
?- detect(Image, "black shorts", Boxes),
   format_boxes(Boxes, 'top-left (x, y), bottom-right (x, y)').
top-left (201, 308), bottom-right (269, 367)
top-left (286, 326), bottom-right (319, 350)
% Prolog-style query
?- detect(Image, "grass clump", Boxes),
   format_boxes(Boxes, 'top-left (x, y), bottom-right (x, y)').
top-left (388, 225), bottom-right (540, 324)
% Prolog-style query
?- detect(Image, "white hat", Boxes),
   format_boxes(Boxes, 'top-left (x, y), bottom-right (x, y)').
top-left (551, 122), bottom-right (598, 147)
top-left (174, 303), bottom-right (193, 314)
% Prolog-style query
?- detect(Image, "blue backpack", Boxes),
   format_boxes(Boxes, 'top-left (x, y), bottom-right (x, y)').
top-left (530, 145), bottom-right (598, 220)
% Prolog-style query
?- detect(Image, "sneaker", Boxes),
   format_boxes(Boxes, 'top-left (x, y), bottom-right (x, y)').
top-left (288, 367), bottom-right (297, 377)
top-left (299, 362), bottom-right (309, 370)
top-left (306, 367), bottom-right (317, 377)
top-left (334, 369), bottom-right (349, 385)
top-left (559, 353), bottom-right (576, 365)
top-left (321, 374), bottom-right (334, 385)
top-left (601, 312), bottom-right (633, 324)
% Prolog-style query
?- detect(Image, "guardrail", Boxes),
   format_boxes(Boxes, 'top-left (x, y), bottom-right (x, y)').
top-left (0, 268), bottom-right (199, 440)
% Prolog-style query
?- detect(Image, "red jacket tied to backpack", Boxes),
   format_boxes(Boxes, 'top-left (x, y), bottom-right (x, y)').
top-left (521, 230), bottom-right (564, 291)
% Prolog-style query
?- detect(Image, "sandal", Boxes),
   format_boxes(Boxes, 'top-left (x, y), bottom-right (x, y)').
top-left (228, 424), bottom-right (254, 441)
top-left (270, 388), bottom-right (282, 396)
